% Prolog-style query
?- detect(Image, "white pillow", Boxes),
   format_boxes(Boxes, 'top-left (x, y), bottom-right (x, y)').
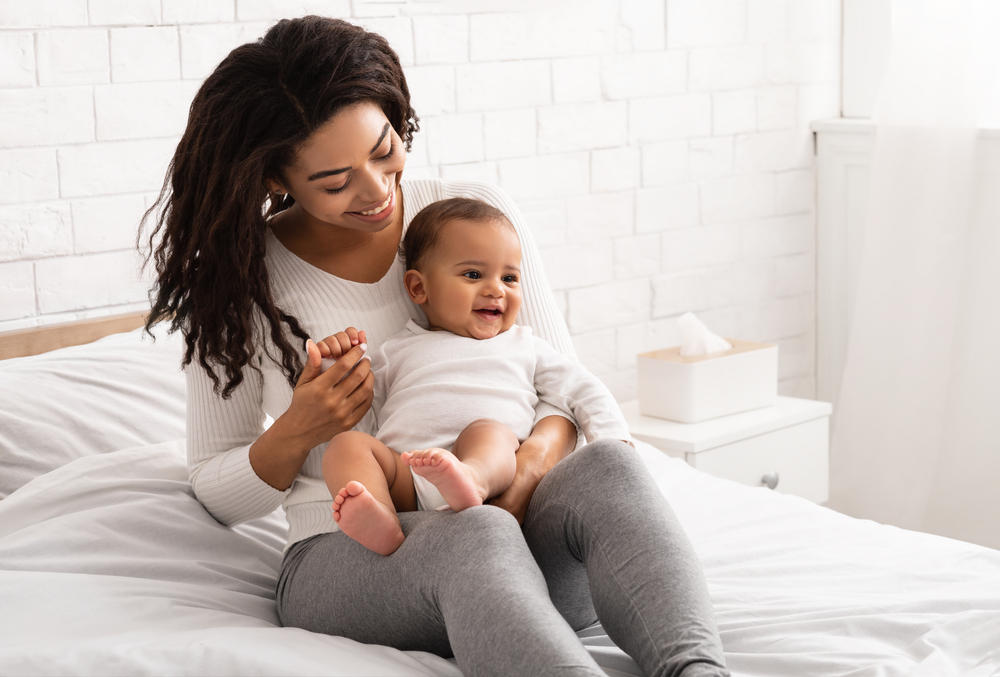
top-left (0, 324), bottom-right (186, 499)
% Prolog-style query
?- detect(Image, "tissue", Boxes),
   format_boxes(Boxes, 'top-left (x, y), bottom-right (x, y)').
top-left (678, 312), bottom-right (732, 357)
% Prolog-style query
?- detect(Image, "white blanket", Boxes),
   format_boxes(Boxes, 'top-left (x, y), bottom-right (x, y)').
top-left (1, 440), bottom-right (998, 676)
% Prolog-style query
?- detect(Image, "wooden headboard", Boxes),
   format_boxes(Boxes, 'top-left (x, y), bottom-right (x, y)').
top-left (0, 312), bottom-right (148, 361)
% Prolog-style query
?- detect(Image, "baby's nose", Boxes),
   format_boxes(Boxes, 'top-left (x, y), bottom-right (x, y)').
top-left (483, 280), bottom-right (504, 296)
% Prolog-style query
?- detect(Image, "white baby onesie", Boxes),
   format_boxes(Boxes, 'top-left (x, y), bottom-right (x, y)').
top-left (370, 320), bottom-right (632, 510)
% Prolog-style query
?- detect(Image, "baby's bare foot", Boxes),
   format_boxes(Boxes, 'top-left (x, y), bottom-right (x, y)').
top-left (402, 449), bottom-right (485, 512)
top-left (332, 481), bottom-right (404, 555)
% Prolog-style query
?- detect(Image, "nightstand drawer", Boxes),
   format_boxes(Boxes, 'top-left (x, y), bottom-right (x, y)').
top-left (687, 417), bottom-right (829, 503)
top-left (622, 397), bottom-right (832, 503)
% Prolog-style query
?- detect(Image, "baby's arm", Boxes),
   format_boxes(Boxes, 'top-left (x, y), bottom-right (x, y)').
top-left (530, 335), bottom-right (632, 446)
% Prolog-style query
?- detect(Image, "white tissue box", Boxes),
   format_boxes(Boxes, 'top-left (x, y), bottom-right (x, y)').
top-left (636, 339), bottom-right (778, 423)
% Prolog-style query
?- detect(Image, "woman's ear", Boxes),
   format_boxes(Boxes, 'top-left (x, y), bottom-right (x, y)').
top-left (266, 178), bottom-right (287, 195)
top-left (403, 270), bottom-right (428, 305)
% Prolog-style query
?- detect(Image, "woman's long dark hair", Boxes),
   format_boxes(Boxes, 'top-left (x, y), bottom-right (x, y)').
top-left (141, 16), bottom-right (418, 397)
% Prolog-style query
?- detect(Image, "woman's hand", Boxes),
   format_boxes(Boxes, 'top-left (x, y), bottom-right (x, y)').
top-left (316, 327), bottom-right (366, 362)
top-left (249, 334), bottom-right (374, 491)
top-left (489, 415), bottom-right (577, 524)
top-left (284, 335), bottom-right (374, 448)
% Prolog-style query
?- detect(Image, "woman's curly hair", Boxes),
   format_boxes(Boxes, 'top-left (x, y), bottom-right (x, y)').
top-left (140, 16), bottom-right (419, 397)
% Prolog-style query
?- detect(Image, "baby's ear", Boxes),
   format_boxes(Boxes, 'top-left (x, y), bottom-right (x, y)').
top-left (403, 269), bottom-right (428, 304)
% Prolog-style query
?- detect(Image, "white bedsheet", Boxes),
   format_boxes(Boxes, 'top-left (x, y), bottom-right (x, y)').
top-left (0, 326), bottom-right (185, 499)
top-left (1, 439), bottom-right (998, 676)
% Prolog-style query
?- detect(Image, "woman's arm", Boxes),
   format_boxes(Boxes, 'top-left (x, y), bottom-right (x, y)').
top-left (188, 339), bottom-right (372, 524)
top-left (489, 414), bottom-right (577, 524)
top-left (250, 340), bottom-right (373, 490)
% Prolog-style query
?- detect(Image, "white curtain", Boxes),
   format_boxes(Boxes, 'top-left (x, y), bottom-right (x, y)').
top-left (829, 0), bottom-right (1000, 549)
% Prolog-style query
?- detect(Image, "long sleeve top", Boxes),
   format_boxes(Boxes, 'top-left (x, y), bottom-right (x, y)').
top-left (186, 179), bottom-right (579, 548)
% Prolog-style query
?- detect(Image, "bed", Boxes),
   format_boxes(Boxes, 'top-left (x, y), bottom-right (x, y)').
top-left (1, 318), bottom-right (998, 676)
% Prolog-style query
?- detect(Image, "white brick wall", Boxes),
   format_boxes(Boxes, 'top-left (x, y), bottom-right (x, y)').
top-left (0, 0), bottom-right (840, 401)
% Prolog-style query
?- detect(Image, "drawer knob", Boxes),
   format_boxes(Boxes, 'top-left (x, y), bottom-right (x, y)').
top-left (761, 471), bottom-right (780, 490)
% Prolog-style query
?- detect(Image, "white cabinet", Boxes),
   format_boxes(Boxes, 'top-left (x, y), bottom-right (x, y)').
top-left (622, 397), bottom-right (832, 504)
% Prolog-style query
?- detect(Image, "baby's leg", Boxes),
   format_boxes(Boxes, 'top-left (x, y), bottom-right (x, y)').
top-left (402, 419), bottom-right (518, 511)
top-left (323, 431), bottom-right (416, 555)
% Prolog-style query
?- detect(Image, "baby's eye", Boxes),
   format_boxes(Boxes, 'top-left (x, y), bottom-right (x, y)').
top-left (463, 271), bottom-right (482, 280)
top-left (502, 275), bottom-right (518, 284)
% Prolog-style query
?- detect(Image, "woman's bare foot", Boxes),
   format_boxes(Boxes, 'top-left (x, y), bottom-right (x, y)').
top-left (332, 481), bottom-right (404, 555)
top-left (401, 449), bottom-right (486, 511)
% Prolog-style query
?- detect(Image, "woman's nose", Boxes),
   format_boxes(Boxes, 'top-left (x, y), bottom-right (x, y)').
top-left (356, 165), bottom-right (388, 202)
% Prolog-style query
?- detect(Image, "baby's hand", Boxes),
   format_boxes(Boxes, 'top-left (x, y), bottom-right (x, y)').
top-left (317, 328), bottom-right (366, 371)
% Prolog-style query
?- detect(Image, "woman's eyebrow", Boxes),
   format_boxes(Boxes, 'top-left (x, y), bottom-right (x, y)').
top-left (307, 123), bottom-right (392, 181)
top-left (369, 123), bottom-right (391, 153)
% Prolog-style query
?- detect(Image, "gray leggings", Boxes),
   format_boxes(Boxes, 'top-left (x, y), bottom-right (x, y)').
top-left (276, 440), bottom-right (728, 677)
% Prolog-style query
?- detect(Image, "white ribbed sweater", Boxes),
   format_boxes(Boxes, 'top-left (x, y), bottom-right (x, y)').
top-left (186, 179), bottom-right (577, 548)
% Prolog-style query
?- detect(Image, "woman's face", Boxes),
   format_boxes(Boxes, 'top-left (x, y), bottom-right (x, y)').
top-left (270, 101), bottom-right (406, 234)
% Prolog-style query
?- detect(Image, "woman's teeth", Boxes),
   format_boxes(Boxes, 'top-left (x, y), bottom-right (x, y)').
top-left (360, 195), bottom-right (391, 216)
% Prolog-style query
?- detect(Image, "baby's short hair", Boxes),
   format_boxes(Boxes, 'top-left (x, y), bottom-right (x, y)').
top-left (402, 197), bottom-right (513, 271)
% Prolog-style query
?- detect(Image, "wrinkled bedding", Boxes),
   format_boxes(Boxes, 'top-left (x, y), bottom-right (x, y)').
top-left (1, 440), bottom-right (998, 676)
top-left (1, 328), bottom-right (998, 676)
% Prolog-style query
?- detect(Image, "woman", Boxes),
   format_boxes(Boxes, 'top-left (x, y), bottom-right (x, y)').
top-left (144, 16), bottom-right (728, 677)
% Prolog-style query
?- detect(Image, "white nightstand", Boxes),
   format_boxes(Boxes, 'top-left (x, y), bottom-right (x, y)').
top-left (622, 397), bottom-right (832, 503)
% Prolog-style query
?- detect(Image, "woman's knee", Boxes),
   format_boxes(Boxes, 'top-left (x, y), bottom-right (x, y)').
top-left (566, 438), bottom-right (641, 481)
top-left (532, 439), bottom-right (651, 511)
top-left (429, 507), bottom-right (550, 598)
top-left (445, 504), bottom-right (522, 550)
top-left (428, 507), bottom-right (534, 573)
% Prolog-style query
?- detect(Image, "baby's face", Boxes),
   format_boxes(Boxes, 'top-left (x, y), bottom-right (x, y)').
top-left (416, 218), bottom-right (522, 340)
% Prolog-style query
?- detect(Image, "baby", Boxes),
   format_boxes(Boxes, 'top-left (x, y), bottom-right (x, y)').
top-left (318, 197), bottom-right (631, 555)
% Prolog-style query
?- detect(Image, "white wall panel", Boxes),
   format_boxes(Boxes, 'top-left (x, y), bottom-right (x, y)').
top-left (0, 0), bottom-right (840, 402)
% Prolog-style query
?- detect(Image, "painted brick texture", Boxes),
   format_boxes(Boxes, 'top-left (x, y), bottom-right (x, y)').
top-left (0, 0), bottom-right (839, 400)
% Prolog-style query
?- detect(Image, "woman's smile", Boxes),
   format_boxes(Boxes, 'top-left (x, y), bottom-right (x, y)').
top-left (346, 182), bottom-right (396, 224)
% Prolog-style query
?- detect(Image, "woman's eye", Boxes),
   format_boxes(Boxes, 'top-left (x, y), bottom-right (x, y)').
top-left (374, 142), bottom-right (395, 163)
top-left (325, 183), bottom-right (348, 195)
top-left (463, 271), bottom-right (481, 280)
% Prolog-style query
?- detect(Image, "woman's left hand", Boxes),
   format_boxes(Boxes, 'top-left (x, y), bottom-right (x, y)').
top-left (489, 414), bottom-right (577, 524)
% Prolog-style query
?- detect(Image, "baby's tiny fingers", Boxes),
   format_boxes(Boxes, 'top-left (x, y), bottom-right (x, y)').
top-left (315, 339), bottom-right (333, 358)
top-left (333, 332), bottom-right (354, 355)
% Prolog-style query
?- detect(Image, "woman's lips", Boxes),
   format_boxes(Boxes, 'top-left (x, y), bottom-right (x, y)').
top-left (359, 193), bottom-right (391, 216)
top-left (347, 186), bottom-right (395, 223)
